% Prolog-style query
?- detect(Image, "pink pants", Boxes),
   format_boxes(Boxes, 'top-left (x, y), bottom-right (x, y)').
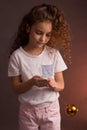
top-left (19, 100), bottom-right (61, 130)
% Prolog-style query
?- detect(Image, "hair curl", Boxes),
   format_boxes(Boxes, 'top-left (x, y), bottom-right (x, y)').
top-left (10, 4), bottom-right (71, 65)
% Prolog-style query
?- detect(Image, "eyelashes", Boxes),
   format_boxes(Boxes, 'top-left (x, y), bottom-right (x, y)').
top-left (35, 30), bottom-right (52, 38)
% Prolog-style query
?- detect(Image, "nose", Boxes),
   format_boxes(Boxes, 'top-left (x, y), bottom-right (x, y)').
top-left (40, 35), bottom-right (46, 42)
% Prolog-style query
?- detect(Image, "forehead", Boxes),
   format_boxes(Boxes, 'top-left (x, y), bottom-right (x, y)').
top-left (31, 21), bottom-right (52, 32)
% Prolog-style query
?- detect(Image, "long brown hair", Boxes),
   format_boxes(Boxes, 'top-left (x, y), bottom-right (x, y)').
top-left (10, 4), bottom-right (71, 65)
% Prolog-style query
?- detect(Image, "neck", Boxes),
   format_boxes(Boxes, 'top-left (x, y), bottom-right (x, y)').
top-left (24, 45), bottom-right (45, 56)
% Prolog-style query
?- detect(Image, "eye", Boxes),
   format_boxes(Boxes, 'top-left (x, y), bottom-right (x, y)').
top-left (46, 33), bottom-right (52, 38)
top-left (35, 30), bottom-right (43, 35)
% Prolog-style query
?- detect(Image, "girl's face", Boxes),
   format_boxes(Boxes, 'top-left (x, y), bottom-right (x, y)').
top-left (27, 21), bottom-right (52, 49)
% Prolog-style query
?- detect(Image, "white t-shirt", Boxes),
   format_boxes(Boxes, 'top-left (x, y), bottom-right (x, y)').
top-left (8, 45), bottom-right (67, 105)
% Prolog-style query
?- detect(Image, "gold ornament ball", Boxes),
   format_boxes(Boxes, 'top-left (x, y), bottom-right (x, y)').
top-left (65, 104), bottom-right (78, 116)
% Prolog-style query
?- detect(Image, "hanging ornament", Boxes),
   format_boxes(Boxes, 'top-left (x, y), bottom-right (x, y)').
top-left (65, 104), bottom-right (78, 116)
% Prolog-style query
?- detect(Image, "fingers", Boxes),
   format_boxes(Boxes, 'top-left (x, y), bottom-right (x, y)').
top-left (32, 76), bottom-right (56, 88)
top-left (33, 75), bottom-right (48, 87)
top-left (47, 78), bottom-right (56, 88)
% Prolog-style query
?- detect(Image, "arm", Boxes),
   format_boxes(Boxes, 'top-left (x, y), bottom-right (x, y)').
top-left (10, 75), bottom-right (48, 94)
top-left (10, 75), bottom-right (34, 94)
top-left (47, 72), bottom-right (65, 92)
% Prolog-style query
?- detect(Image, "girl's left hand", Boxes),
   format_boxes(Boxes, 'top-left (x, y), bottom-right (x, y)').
top-left (47, 78), bottom-right (57, 89)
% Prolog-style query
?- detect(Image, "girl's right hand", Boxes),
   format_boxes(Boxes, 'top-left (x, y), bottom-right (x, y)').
top-left (32, 75), bottom-right (48, 87)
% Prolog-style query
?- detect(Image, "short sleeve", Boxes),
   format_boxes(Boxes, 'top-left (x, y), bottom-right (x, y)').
top-left (8, 54), bottom-right (20, 76)
top-left (54, 51), bottom-right (68, 72)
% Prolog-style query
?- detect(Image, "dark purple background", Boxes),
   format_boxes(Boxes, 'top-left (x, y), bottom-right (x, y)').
top-left (0, 0), bottom-right (87, 130)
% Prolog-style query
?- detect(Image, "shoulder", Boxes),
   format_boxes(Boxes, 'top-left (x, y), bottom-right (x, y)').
top-left (45, 45), bottom-right (61, 57)
top-left (11, 47), bottom-right (21, 56)
top-left (45, 45), bottom-right (66, 63)
top-left (9, 47), bottom-right (22, 63)
top-left (10, 47), bottom-right (23, 59)
top-left (45, 45), bottom-right (58, 54)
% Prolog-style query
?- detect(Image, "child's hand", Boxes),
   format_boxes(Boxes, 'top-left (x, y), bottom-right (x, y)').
top-left (47, 78), bottom-right (57, 89)
top-left (32, 75), bottom-right (48, 87)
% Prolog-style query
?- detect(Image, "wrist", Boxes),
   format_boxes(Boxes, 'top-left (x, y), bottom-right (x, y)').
top-left (29, 78), bottom-right (35, 86)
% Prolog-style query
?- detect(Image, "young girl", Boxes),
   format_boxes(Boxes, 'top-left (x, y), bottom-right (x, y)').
top-left (8, 4), bottom-right (71, 130)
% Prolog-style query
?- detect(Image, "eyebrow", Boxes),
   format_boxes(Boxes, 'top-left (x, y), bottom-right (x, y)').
top-left (35, 29), bottom-right (52, 34)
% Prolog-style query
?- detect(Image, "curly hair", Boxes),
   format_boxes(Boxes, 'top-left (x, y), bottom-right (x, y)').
top-left (10, 4), bottom-right (71, 65)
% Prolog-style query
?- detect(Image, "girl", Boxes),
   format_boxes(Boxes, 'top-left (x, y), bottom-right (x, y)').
top-left (8, 4), bottom-right (71, 130)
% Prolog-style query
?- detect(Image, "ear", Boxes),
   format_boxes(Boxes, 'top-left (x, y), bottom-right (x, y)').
top-left (26, 24), bottom-right (30, 33)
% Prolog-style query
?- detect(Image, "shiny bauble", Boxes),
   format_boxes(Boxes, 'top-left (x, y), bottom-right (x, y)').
top-left (66, 104), bottom-right (78, 116)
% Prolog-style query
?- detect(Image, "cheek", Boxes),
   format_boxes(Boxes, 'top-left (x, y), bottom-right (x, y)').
top-left (32, 33), bottom-right (39, 40)
top-left (46, 37), bottom-right (51, 42)
top-left (30, 33), bottom-right (37, 41)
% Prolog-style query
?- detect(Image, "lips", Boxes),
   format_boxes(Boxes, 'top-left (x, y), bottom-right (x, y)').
top-left (38, 42), bottom-right (44, 44)
top-left (37, 42), bottom-right (45, 46)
